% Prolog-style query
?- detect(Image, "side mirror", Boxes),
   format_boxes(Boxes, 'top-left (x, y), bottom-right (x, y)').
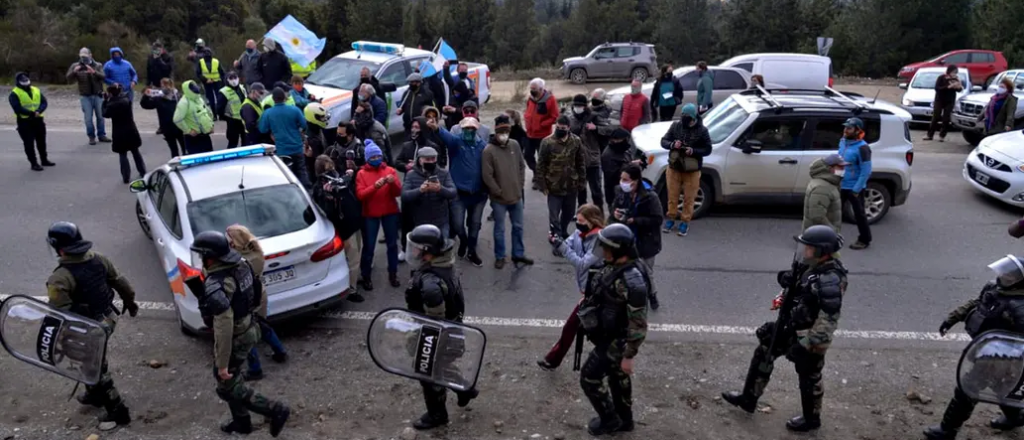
top-left (972, 85), bottom-right (983, 92)
top-left (741, 139), bottom-right (763, 154)
top-left (937, 59), bottom-right (946, 65)
top-left (898, 83), bottom-right (908, 90)
top-left (129, 179), bottom-right (147, 193)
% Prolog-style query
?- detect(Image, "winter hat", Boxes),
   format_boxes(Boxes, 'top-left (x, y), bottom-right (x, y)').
top-left (415, 146), bottom-right (438, 159)
top-left (14, 72), bottom-right (29, 85)
top-left (364, 139), bottom-right (383, 159)
top-left (494, 114), bottom-right (511, 129)
top-left (407, 72), bottom-right (423, 83)
top-left (611, 127), bottom-right (630, 140)
top-left (262, 37), bottom-right (277, 51)
top-left (680, 103), bottom-right (698, 119)
top-left (572, 94), bottom-right (588, 105)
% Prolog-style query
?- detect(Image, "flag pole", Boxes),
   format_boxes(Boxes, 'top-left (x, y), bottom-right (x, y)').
top-left (432, 38), bottom-right (442, 54)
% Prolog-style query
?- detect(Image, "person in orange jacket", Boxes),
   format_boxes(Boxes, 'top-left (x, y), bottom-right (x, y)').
top-left (355, 139), bottom-right (403, 290)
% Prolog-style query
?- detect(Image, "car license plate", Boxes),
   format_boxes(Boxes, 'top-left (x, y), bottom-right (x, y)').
top-left (263, 267), bottom-right (296, 286)
top-left (925, 110), bottom-right (933, 117)
top-left (975, 172), bottom-right (990, 185)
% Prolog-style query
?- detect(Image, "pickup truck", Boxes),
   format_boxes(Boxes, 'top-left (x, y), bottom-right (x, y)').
top-left (303, 41), bottom-right (491, 136)
top-left (952, 69), bottom-right (1024, 146)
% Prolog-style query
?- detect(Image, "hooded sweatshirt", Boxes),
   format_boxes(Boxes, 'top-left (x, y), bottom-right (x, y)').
top-left (173, 80), bottom-right (214, 135)
top-left (802, 159), bottom-right (843, 232)
top-left (103, 47), bottom-right (138, 89)
top-left (696, 69), bottom-right (715, 108)
top-left (555, 228), bottom-right (603, 293)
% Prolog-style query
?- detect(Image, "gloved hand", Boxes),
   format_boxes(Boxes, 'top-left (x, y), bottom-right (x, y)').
top-left (939, 320), bottom-right (954, 336)
top-left (125, 301), bottom-right (139, 317)
top-left (548, 232), bottom-right (563, 248)
top-left (785, 341), bottom-right (808, 362)
top-left (777, 270), bottom-right (793, 288)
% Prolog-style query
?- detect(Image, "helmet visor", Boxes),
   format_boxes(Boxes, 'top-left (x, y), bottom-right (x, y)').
top-left (405, 238), bottom-right (429, 271)
top-left (989, 255), bottom-right (1024, 288)
top-left (795, 241), bottom-right (823, 264)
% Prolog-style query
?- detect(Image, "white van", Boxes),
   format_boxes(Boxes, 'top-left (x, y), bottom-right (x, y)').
top-left (719, 53), bottom-right (833, 90)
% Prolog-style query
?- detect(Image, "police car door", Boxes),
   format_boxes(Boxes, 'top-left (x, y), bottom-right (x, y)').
top-left (149, 171), bottom-right (202, 331)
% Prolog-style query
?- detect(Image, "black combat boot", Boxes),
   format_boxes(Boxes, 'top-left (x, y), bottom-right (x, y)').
top-left (586, 414), bottom-right (624, 436)
top-left (786, 379), bottom-right (822, 432)
top-left (413, 412), bottom-right (449, 430)
top-left (991, 413), bottom-right (1024, 431)
top-left (268, 403), bottom-right (290, 437)
top-left (922, 425), bottom-right (958, 440)
top-left (786, 415), bottom-right (821, 432)
top-left (456, 387), bottom-right (479, 407)
top-left (220, 416), bottom-right (253, 434)
top-left (76, 392), bottom-right (104, 408)
top-left (925, 388), bottom-right (976, 439)
top-left (649, 292), bottom-right (660, 310)
top-left (722, 391), bottom-right (757, 413)
top-left (100, 402), bottom-right (131, 426)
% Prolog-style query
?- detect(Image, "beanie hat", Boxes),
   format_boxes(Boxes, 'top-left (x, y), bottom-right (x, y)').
top-left (611, 127), bottom-right (630, 140)
top-left (416, 146), bottom-right (438, 159)
top-left (680, 103), bottom-right (698, 119)
top-left (572, 94), bottom-right (588, 105)
top-left (494, 114), bottom-right (511, 129)
top-left (364, 139), bottom-right (383, 159)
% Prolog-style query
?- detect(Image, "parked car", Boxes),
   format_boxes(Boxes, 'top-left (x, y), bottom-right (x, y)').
top-left (129, 145), bottom-right (351, 335)
top-left (953, 69), bottom-right (1024, 146)
top-left (606, 66), bottom-right (753, 122)
top-left (631, 89), bottom-right (913, 224)
top-left (898, 50), bottom-right (1007, 86)
top-left (561, 42), bottom-right (658, 84)
top-left (899, 67), bottom-right (974, 125)
top-left (304, 41), bottom-right (491, 136)
top-left (718, 53), bottom-right (833, 89)
top-left (963, 130), bottom-right (1024, 206)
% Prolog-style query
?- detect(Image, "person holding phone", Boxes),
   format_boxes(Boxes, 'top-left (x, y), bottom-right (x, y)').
top-left (402, 146), bottom-right (457, 238)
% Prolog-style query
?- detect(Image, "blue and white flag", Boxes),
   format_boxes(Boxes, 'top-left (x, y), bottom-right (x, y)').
top-left (437, 38), bottom-right (458, 61)
top-left (265, 15), bottom-right (326, 69)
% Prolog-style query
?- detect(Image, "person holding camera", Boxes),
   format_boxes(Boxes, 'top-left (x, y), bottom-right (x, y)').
top-left (401, 146), bottom-right (456, 237)
top-left (67, 48), bottom-right (110, 145)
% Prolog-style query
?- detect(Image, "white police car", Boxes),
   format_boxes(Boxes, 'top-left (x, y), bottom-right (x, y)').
top-left (129, 145), bottom-right (350, 335)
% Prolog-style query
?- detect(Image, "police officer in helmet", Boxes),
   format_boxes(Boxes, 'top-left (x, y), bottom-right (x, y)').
top-left (46, 221), bottom-right (138, 426)
top-left (924, 254), bottom-right (1024, 439)
top-left (404, 224), bottom-right (479, 430)
top-left (190, 231), bottom-right (291, 437)
top-left (578, 223), bottom-right (651, 436)
top-left (722, 225), bottom-right (848, 432)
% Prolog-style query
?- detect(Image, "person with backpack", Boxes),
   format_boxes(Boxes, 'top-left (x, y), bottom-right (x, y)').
top-left (312, 155), bottom-right (365, 303)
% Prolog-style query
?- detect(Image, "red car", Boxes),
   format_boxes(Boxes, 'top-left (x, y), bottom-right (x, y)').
top-left (898, 50), bottom-right (1007, 86)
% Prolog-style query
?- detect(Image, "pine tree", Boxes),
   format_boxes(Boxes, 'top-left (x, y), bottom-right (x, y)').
top-left (443, 0), bottom-right (494, 61)
top-left (345, 0), bottom-right (404, 44)
top-left (490, 0), bottom-right (538, 69)
top-left (973, 0), bottom-right (1024, 68)
top-left (651, 0), bottom-right (712, 65)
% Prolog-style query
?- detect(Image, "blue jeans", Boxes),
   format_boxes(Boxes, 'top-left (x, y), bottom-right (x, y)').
top-left (491, 199), bottom-right (525, 259)
top-left (452, 192), bottom-right (487, 253)
top-left (79, 95), bottom-right (106, 138)
top-left (246, 318), bottom-right (286, 374)
top-left (361, 214), bottom-right (400, 277)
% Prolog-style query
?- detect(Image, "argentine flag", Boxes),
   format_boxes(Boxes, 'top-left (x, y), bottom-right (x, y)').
top-left (417, 38), bottom-right (460, 78)
top-left (265, 15), bottom-right (326, 69)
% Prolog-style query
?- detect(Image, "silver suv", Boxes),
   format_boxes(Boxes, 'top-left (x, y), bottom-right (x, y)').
top-left (631, 88), bottom-right (914, 224)
top-left (952, 69), bottom-right (1024, 146)
top-left (561, 42), bottom-right (657, 84)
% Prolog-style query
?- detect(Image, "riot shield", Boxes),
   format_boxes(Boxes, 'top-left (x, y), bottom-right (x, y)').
top-left (0, 295), bottom-right (109, 385)
top-left (957, 330), bottom-right (1024, 409)
top-left (366, 308), bottom-right (486, 392)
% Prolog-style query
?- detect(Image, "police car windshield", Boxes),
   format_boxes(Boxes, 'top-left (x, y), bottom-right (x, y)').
top-left (305, 58), bottom-right (381, 90)
top-left (187, 185), bottom-right (315, 238)
top-left (703, 97), bottom-right (748, 144)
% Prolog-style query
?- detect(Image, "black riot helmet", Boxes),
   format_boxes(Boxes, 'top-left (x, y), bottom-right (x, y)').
top-left (597, 223), bottom-right (637, 260)
top-left (794, 225), bottom-right (843, 264)
top-left (47, 221), bottom-right (92, 254)
top-left (190, 231), bottom-right (241, 265)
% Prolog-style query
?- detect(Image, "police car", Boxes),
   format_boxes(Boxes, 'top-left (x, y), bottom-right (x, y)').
top-left (129, 145), bottom-right (350, 335)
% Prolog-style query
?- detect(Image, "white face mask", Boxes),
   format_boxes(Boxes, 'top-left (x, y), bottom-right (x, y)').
top-left (18, 79), bottom-right (30, 87)
top-left (998, 86), bottom-right (1008, 94)
top-left (573, 106), bottom-right (585, 114)
top-left (496, 133), bottom-right (509, 143)
top-left (833, 168), bottom-right (846, 177)
top-left (620, 181), bottom-right (634, 193)
top-left (228, 79), bottom-right (239, 87)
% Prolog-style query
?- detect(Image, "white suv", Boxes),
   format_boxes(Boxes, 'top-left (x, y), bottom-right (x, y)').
top-left (631, 89), bottom-right (914, 223)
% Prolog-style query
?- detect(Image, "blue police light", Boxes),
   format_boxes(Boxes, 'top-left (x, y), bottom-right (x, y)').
top-left (351, 41), bottom-right (404, 55)
top-left (171, 144), bottom-right (276, 168)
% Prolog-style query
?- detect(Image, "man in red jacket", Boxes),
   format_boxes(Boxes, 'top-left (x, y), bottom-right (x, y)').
top-left (525, 78), bottom-right (558, 190)
top-left (355, 139), bottom-right (403, 290)
top-left (620, 79), bottom-right (651, 132)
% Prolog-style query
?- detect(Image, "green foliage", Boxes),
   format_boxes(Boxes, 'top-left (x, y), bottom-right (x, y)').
top-left (489, 0), bottom-right (538, 69)
top-left (651, 0), bottom-right (715, 66)
top-left (973, 0), bottom-right (1024, 68)
top-left (345, 0), bottom-right (403, 44)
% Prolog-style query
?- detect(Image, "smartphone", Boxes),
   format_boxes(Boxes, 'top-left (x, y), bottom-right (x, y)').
top-left (427, 175), bottom-right (440, 184)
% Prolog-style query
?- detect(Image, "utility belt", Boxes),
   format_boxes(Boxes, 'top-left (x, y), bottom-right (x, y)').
top-left (71, 303), bottom-right (116, 322)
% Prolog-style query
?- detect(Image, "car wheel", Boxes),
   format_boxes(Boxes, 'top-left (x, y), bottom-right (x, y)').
top-left (658, 176), bottom-right (713, 220)
top-left (631, 68), bottom-right (649, 82)
top-left (963, 130), bottom-right (986, 147)
top-left (844, 182), bottom-right (890, 225)
top-left (570, 68), bottom-right (587, 85)
top-left (136, 200), bottom-right (153, 240)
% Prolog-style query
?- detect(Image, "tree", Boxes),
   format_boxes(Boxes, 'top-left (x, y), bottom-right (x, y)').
top-left (490, 0), bottom-right (537, 69)
top-left (441, 0), bottom-right (494, 62)
top-left (794, 0), bottom-right (842, 54)
top-left (345, 0), bottom-right (403, 44)
top-left (721, 0), bottom-right (801, 56)
top-left (973, 0), bottom-right (1024, 69)
top-left (651, 0), bottom-right (713, 66)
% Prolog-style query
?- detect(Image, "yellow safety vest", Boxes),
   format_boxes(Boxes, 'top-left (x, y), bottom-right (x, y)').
top-left (12, 86), bottom-right (42, 119)
top-left (261, 94), bottom-right (295, 109)
top-left (241, 98), bottom-right (262, 133)
top-left (290, 60), bottom-right (317, 78)
top-left (219, 84), bottom-right (246, 120)
top-left (200, 58), bottom-right (221, 81)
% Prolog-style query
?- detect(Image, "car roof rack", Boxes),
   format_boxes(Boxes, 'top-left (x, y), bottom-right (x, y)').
top-left (740, 86), bottom-right (869, 114)
top-left (169, 144), bottom-right (276, 170)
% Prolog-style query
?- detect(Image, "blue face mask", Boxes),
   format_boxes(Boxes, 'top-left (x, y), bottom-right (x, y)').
top-left (368, 158), bottom-right (383, 167)
top-left (112, 54), bottom-right (122, 62)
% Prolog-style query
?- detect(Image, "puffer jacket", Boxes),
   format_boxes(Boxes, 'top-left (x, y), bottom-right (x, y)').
top-left (568, 108), bottom-right (610, 168)
top-left (401, 164), bottom-right (457, 230)
top-left (102, 93), bottom-right (141, 153)
top-left (802, 159), bottom-right (843, 232)
top-left (555, 228), bottom-right (603, 293)
top-left (102, 47), bottom-right (138, 88)
top-left (608, 179), bottom-right (663, 259)
top-left (660, 116), bottom-right (712, 169)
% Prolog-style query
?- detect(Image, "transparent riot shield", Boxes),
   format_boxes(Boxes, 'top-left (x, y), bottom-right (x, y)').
top-left (366, 308), bottom-right (486, 392)
top-left (957, 330), bottom-right (1024, 409)
top-left (0, 295), bottom-right (109, 385)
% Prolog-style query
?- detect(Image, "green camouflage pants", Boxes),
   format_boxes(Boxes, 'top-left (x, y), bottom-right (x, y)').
top-left (745, 322), bottom-right (825, 419)
top-left (580, 339), bottom-right (633, 423)
top-left (214, 323), bottom-right (278, 420)
top-left (84, 314), bottom-right (122, 411)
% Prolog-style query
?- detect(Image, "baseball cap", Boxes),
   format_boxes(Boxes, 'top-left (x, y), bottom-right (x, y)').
top-left (459, 117), bottom-right (480, 130)
top-left (822, 154), bottom-right (849, 167)
top-left (462, 100), bottom-right (479, 110)
top-left (843, 117), bottom-right (864, 130)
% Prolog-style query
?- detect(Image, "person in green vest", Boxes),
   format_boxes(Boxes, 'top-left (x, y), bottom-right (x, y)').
top-left (290, 59), bottom-right (316, 79)
top-left (195, 48), bottom-right (226, 121)
top-left (241, 83), bottom-right (268, 146)
top-left (174, 80), bottom-right (215, 154)
top-left (8, 72), bottom-right (54, 171)
top-left (217, 71), bottom-right (246, 149)
top-left (262, 81), bottom-right (295, 110)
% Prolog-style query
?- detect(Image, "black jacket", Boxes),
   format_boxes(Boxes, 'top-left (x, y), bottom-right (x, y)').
top-left (140, 90), bottom-right (183, 137)
top-left (650, 75), bottom-right (684, 110)
top-left (608, 180), bottom-right (663, 259)
top-left (396, 136), bottom-right (441, 173)
top-left (240, 101), bottom-right (268, 146)
top-left (102, 94), bottom-right (141, 153)
top-left (399, 86), bottom-right (439, 129)
top-left (601, 138), bottom-right (647, 194)
top-left (146, 54), bottom-right (174, 87)
top-left (349, 77), bottom-right (397, 120)
top-left (660, 117), bottom-right (713, 169)
top-left (312, 170), bottom-right (363, 240)
top-left (258, 50), bottom-right (292, 89)
top-left (324, 137), bottom-right (365, 174)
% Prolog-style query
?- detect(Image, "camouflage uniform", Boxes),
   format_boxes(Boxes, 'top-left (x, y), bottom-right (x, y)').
top-left (537, 133), bottom-right (587, 237)
top-left (739, 259), bottom-right (846, 423)
top-left (579, 259), bottom-right (650, 428)
top-left (47, 249), bottom-right (136, 421)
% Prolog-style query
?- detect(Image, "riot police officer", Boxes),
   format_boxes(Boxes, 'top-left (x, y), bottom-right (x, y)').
top-left (45, 221), bottom-right (138, 426)
top-left (404, 224), bottom-right (479, 430)
top-left (577, 223), bottom-right (651, 436)
top-left (924, 255), bottom-right (1024, 439)
top-left (722, 225), bottom-right (847, 432)
top-left (189, 231), bottom-right (291, 437)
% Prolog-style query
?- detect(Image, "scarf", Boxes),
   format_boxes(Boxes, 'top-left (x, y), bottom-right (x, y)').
top-left (987, 92), bottom-right (1009, 131)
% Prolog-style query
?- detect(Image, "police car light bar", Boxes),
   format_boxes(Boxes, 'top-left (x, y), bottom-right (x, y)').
top-left (169, 144), bottom-right (276, 169)
top-left (351, 41), bottom-right (404, 55)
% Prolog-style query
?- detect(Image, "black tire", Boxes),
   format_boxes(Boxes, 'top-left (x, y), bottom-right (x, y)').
top-left (962, 130), bottom-right (986, 147)
top-left (631, 68), bottom-right (649, 82)
top-left (136, 200), bottom-right (153, 240)
top-left (570, 68), bottom-right (587, 84)
top-left (843, 181), bottom-right (890, 225)
top-left (657, 174), bottom-right (714, 220)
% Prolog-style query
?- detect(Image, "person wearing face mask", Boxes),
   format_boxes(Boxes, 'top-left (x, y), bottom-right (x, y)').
top-left (196, 48), bottom-right (226, 121)
top-left (240, 83), bottom-right (269, 146)
top-left (450, 100), bottom-right (491, 140)
top-left (261, 82), bottom-right (297, 109)
top-left (174, 80), bottom-right (216, 154)
top-left (303, 103), bottom-right (330, 181)
top-left (259, 88), bottom-right (310, 188)
top-left (256, 38), bottom-right (292, 90)
top-left (482, 115), bottom-right (533, 269)
top-left (217, 72), bottom-right (247, 149)
top-left (620, 79), bottom-right (651, 132)
top-left (650, 65), bottom-right (682, 122)
top-left (418, 107), bottom-right (449, 168)
top-left (568, 94), bottom-right (609, 211)
top-left (103, 47), bottom-right (138, 104)
top-left (925, 65), bottom-right (964, 142)
top-left (695, 61), bottom-right (715, 115)
top-left (67, 47), bottom-right (110, 146)
top-left (9, 72), bottom-right (54, 171)
top-left (141, 78), bottom-right (185, 157)
top-left (349, 67), bottom-right (397, 121)
top-left (311, 155), bottom-right (365, 302)
top-left (102, 84), bottom-right (146, 184)
top-left (659, 103), bottom-right (712, 237)
top-left (836, 117), bottom-right (872, 250)
top-left (538, 204), bottom-right (605, 370)
top-left (538, 115), bottom-right (587, 238)
top-left (525, 77), bottom-right (559, 188)
top-left (289, 75), bottom-right (316, 109)
top-left (401, 146), bottom-right (456, 238)
top-left (443, 62), bottom-right (475, 93)
top-left (355, 140), bottom-right (404, 290)
top-left (802, 155), bottom-right (848, 233)
top-left (325, 121), bottom-right (364, 172)
top-left (359, 83), bottom-right (388, 126)
top-left (146, 42), bottom-right (174, 89)
top-left (608, 164), bottom-right (663, 310)
top-left (397, 73), bottom-right (439, 136)
top-left (234, 40), bottom-right (263, 87)
top-left (436, 117), bottom-right (489, 267)
top-left (353, 101), bottom-right (394, 165)
top-left (601, 128), bottom-right (647, 213)
top-left (978, 77), bottom-right (1018, 136)
top-left (397, 118), bottom-right (441, 251)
